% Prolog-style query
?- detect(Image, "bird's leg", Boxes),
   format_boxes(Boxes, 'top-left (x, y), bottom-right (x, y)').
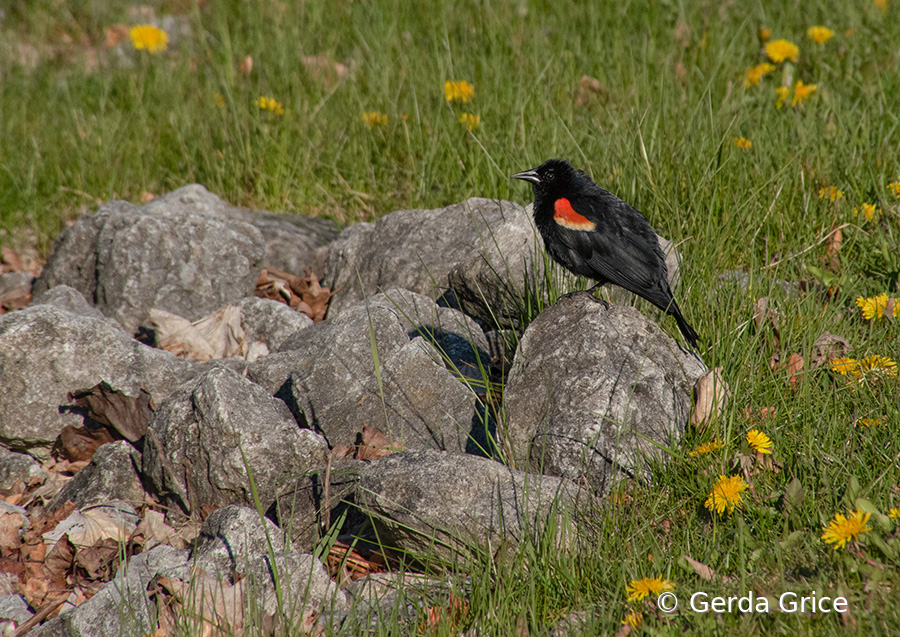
top-left (585, 282), bottom-right (610, 308)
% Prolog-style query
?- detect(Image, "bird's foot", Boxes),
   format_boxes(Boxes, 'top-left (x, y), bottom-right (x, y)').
top-left (559, 289), bottom-right (610, 309)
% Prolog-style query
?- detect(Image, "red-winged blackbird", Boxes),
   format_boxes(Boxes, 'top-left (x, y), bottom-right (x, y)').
top-left (513, 158), bottom-right (699, 348)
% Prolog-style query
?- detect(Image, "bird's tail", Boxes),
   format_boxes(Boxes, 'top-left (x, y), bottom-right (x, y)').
top-left (669, 302), bottom-right (699, 349)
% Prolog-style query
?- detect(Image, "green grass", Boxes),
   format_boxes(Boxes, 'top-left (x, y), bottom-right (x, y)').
top-left (3, 0), bottom-right (900, 634)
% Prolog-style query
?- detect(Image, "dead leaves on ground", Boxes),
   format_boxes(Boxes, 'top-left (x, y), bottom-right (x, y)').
top-left (255, 268), bottom-right (333, 323)
top-left (0, 245), bottom-right (42, 314)
top-left (150, 306), bottom-right (264, 363)
top-left (331, 424), bottom-right (404, 463)
top-left (691, 367), bottom-right (730, 430)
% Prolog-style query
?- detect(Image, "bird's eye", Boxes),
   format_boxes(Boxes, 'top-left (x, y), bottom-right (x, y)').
top-left (545, 170), bottom-right (555, 183)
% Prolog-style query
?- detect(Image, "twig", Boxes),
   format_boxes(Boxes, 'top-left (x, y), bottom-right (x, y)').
top-left (14, 594), bottom-right (69, 636)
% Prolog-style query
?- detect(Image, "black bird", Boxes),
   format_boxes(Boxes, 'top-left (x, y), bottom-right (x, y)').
top-left (513, 158), bottom-right (699, 348)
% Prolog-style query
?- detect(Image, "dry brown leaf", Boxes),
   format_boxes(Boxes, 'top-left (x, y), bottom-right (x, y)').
top-left (825, 225), bottom-right (842, 272)
top-left (301, 55), bottom-right (350, 87)
top-left (326, 541), bottom-right (386, 585)
top-left (131, 509), bottom-right (187, 550)
top-left (690, 367), bottom-right (730, 430)
top-left (54, 425), bottom-right (116, 463)
top-left (0, 285), bottom-right (32, 314)
top-left (0, 508), bottom-right (28, 552)
top-left (150, 306), bottom-right (248, 362)
top-left (787, 353), bottom-right (804, 391)
top-left (239, 55), bottom-right (253, 75)
top-left (753, 297), bottom-right (781, 348)
top-left (104, 24), bottom-right (130, 47)
top-left (810, 332), bottom-right (850, 369)
top-left (156, 571), bottom-right (245, 635)
top-left (355, 424), bottom-right (404, 461)
top-left (44, 504), bottom-right (140, 549)
top-left (258, 268), bottom-right (334, 322)
top-left (73, 537), bottom-right (121, 581)
top-left (575, 75), bottom-right (607, 106)
top-left (69, 382), bottom-right (153, 443)
top-left (681, 554), bottom-right (717, 581)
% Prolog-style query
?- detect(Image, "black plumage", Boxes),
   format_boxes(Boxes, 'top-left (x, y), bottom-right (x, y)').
top-left (513, 158), bottom-right (699, 348)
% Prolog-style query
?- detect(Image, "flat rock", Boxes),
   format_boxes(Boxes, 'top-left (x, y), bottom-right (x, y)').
top-left (503, 294), bottom-right (707, 494)
top-left (0, 304), bottom-right (197, 456)
top-left (355, 450), bottom-right (586, 562)
top-left (142, 367), bottom-right (328, 516)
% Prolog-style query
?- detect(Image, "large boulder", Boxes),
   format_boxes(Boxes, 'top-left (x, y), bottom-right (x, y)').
top-left (355, 450), bottom-right (587, 562)
top-left (0, 304), bottom-right (197, 456)
top-left (323, 198), bottom-right (540, 321)
top-left (142, 367), bottom-right (328, 516)
top-left (248, 290), bottom-right (491, 454)
top-left (503, 294), bottom-right (706, 494)
top-left (33, 186), bottom-right (268, 333)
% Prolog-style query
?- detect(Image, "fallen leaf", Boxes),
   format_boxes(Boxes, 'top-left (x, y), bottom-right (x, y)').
top-left (680, 554), bottom-right (718, 582)
top-left (131, 509), bottom-right (187, 550)
top-left (69, 382), bottom-right (154, 442)
top-left (257, 268), bottom-right (333, 322)
top-left (154, 571), bottom-right (245, 635)
top-left (690, 367), bottom-right (729, 430)
top-left (810, 332), bottom-right (850, 369)
top-left (43, 503), bottom-right (140, 549)
top-left (150, 306), bottom-right (247, 362)
top-left (574, 75), bottom-right (607, 106)
top-left (73, 537), bottom-right (121, 581)
top-left (825, 225), bottom-right (842, 272)
top-left (301, 55), bottom-right (350, 87)
top-left (355, 424), bottom-right (404, 461)
top-left (54, 425), bottom-right (116, 463)
top-left (239, 55), bottom-right (253, 75)
top-left (787, 353), bottom-right (804, 391)
top-left (0, 285), bottom-right (32, 314)
top-left (326, 541), bottom-right (386, 585)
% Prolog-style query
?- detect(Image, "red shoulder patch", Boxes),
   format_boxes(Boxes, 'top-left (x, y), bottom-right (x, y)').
top-left (553, 198), bottom-right (596, 232)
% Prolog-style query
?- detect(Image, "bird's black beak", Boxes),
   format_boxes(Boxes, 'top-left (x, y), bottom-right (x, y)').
top-left (512, 169), bottom-right (540, 185)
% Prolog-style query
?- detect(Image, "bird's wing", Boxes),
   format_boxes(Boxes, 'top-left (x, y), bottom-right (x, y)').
top-left (556, 205), bottom-right (669, 299)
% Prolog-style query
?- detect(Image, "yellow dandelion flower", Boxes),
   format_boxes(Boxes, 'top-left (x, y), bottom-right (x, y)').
top-left (444, 80), bottom-right (475, 103)
top-left (818, 185), bottom-right (843, 202)
top-left (625, 576), bottom-right (674, 602)
top-left (255, 96), bottom-right (285, 115)
top-left (704, 474), bottom-right (749, 515)
top-left (853, 203), bottom-right (880, 222)
top-left (855, 417), bottom-right (882, 428)
top-left (775, 86), bottom-right (790, 109)
top-left (734, 137), bottom-right (752, 149)
top-left (130, 25), bottom-right (169, 54)
top-left (889, 508), bottom-right (900, 519)
top-left (887, 180), bottom-right (900, 199)
top-left (856, 294), bottom-right (888, 320)
top-left (747, 430), bottom-right (773, 454)
top-left (622, 612), bottom-right (643, 629)
top-left (807, 26), bottom-right (835, 45)
top-left (792, 80), bottom-right (817, 106)
top-left (821, 509), bottom-right (870, 550)
top-left (764, 39), bottom-right (800, 63)
top-left (459, 112), bottom-right (481, 131)
top-left (362, 111), bottom-right (388, 128)
top-left (688, 440), bottom-right (722, 457)
top-left (744, 62), bottom-right (776, 88)
top-left (830, 357), bottom-right (859, 375)
top-left (759, 27), bottom-right (772, 42)
top-left (857, 355), bottom-right (897, 377)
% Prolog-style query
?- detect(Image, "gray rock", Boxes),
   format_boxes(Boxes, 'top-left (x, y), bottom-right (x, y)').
top-left (238, 296), bottom-right (313, 352)
top-left (30, 285), bottom-right (107, 320)
top-left (190, 505), bottom-right (293, 580)
top-left (245, 552), bottom-right (347, 621)
top-left (0, 594), bottom-right (32, 624)
top-left (503, 294), bottom-right (707, 494)
top-left (0, 447), bottom-right (43, 491)
top-left (34, 186), bottom-right (266, 333)
top-left (324, 198), bottom-right (539, 319)
top-left (143, 367), bottom-right (328, 516)
top-left (339, 572), bottom-right (462, 634)
top-left (268, 459), bottom-right (365, 550)
top-left (249, 292), bottom-right (488, 454)
top-left (220, 205), bottom-right (338, 277)
top-left (355, 450), bottom-right (586, 561)
top-left (0, 304), bottom-right (197, 456)
top-left (49, 545), bottom-right (189, 637)
top-left (47, 441), bottom-right (144, 510)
